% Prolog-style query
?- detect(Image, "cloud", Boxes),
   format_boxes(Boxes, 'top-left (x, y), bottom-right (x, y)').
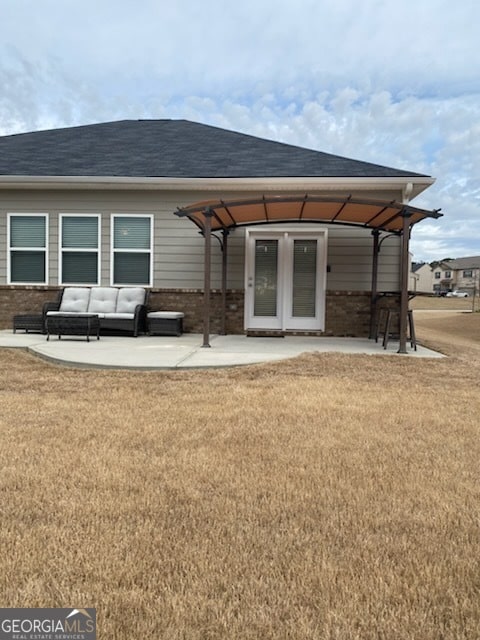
top-left (0, 0), bottom-right (479, 262)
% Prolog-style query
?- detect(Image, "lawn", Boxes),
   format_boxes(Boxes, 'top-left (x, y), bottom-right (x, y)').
top-left (410, 294), bottom-right (480, 312)
top-left (1, 312), bottom-right (479, 639)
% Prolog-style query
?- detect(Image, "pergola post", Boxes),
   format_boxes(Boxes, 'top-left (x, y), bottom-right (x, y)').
top-left (369, 230), bottom-right (380, 339)
top-left (220, 230), bottom-right (228, 335)
top-left (398, 211), bottom-right (411, 354)
top-left (202, 208), bottom-right (213, 348)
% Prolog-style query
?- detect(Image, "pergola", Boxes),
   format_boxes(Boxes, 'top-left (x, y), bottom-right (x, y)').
top-left (175, 195), bottom-right (442, 353)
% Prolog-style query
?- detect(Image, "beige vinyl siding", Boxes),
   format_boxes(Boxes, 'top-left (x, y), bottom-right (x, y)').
top-left (0, 187), bottom-right (403, 290)
top-left (326, 226), bottom-right (400, 291)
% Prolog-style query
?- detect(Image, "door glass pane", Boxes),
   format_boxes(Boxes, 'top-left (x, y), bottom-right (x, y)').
top-left (254, 240), bottom-right (278, 316)
top-left (292, 240), bottom-right (316, 317)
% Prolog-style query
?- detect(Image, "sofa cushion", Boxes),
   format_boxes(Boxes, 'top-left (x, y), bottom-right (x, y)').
top-left (116, 287), bottom-right (146, 313)
top-left (87, 287), bottom-right (119, 314)
top-left (148, 311), bottom-right (184, 319)
top-left (59, 287), bottom-right (90, 313)
top-left (102, 313), bottom-right (135, 320)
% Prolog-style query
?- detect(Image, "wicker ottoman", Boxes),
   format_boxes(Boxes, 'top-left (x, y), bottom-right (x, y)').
top-left (147, 312), bottom-right (184, 336)
top-left (13, 314), bottom-right (45, 334)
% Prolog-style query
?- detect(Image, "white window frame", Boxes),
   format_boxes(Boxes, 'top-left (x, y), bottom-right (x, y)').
top-left (7, 213), bottom-right (49, 285)
top-left (59, 214), bottom-right (101, 286)
top-left (110, 214), bottom-right (153, 287)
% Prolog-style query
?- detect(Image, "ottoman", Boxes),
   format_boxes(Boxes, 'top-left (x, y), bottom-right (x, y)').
top-left (147, 312), bottom-right (184, 336)
top-left (13, 314), bottom-right (45, 334)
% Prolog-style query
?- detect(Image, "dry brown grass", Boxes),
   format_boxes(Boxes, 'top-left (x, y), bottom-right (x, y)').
top-left (410, 295), bottom-right (480, 312)
top-left (1, 315), bottom-right (479, 639)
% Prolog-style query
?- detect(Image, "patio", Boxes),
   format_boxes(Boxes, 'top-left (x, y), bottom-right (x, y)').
top-left (0, 331), bottom-right (443, 369)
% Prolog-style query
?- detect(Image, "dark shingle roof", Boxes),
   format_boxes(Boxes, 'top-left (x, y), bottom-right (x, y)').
top-left (0, 119), bottom-right (429, 179)
top-left (412, 262), bottom-right (427, 272)
top-left (445, 256), bottom-right (480, 270)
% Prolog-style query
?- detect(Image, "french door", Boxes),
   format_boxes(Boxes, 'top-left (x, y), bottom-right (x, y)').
top-left (245, 230), bottom-right (327, 331)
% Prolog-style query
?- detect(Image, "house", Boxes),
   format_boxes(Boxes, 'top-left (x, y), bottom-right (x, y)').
top-left (437, 256), bottom-right (480, 295)
top-left (410, 260), bottom-right (429, 292)
top-left (0, 119), bottom-right (442, 349)
top-left (429, 259), bottom-right (455, 294)
top-left (412, 256), bottom-right (480, 295)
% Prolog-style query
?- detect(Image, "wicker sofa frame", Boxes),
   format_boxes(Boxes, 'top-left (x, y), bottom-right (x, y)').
top-left (43, 287), bottom-right (149, 337)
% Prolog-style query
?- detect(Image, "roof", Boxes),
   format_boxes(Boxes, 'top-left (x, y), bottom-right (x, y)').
top-left (412, 262), bottom-right (428, 272)
top-left (444, 256), bottom-right (480, 270)
top-left (430, 260), bottom-right (452, 270)
top-left (0, 119), bottom-right (430, 179)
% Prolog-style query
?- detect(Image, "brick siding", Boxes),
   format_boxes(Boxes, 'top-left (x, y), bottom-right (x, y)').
top-left (0, 286), bottom-right (62, 329)
top-left (1, 286), bottom-right (400, 337)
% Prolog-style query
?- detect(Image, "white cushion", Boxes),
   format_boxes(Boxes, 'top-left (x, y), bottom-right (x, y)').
top-left (102, 313), bottom-right (134, 320)
top-left (59, 287), bottom-right (90, 313)
top-left (116, 287), bottom-right (146, 313)
top-left (148, 311), bottom-right (184, 319)
top-left (87, 287), bottom-right (118, 314)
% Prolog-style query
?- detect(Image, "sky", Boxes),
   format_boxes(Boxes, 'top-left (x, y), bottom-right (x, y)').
top-left (1, 0), bottom-right (479, 262)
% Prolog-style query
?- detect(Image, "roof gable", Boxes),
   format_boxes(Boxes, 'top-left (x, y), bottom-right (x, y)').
top-left (0, 119), bottom-right (429, 180)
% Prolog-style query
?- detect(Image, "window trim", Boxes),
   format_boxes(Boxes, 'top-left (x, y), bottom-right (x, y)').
top-left (59, 214), bottom-right (101, 286)
top-left (7, 213), bottom-right (49, 285)
top-left (110, 214), bottom-right (153, 287)
top-left (463, 270), bottom-right (473, 278)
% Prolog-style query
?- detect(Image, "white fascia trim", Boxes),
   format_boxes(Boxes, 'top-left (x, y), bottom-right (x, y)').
top-left (0, 175), bottom-right (435, 197)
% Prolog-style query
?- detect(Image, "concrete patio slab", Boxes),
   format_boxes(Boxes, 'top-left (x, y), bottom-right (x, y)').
top-left (0, 331), bottom-right (444, 370)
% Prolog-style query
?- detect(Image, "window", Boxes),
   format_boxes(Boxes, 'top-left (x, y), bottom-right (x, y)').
top-left (463, 270), bottom-right (473, 278)
top-left (111, 215), bottom-right (152, 285)
top-left (8, 214), bottom-right (47, 284)
top-left (445, 271), bottom-right (451, 278)
top-left (60, 215), bottom-right (100, 284)
top-left (434, 271), bottom-right (441, 279)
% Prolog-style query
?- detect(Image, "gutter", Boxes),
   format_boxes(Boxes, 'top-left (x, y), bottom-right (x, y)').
top-left (0, 175), bottom-right (435, 198)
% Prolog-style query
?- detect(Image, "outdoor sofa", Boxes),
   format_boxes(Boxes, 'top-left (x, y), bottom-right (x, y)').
top-left (43, 286), bottom-right (148, 337)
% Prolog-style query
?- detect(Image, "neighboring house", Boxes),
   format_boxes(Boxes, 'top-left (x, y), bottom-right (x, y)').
top-left (445, 256), bottom-right (480, 294)
top-left (412, 256), bottom-right (480, 295)
top-left (410, 261), bottom-right (432, 292)
top-left (430, 259), bottom-right (455, 294)
top-left (0, 119), bottom-right (441, 342)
